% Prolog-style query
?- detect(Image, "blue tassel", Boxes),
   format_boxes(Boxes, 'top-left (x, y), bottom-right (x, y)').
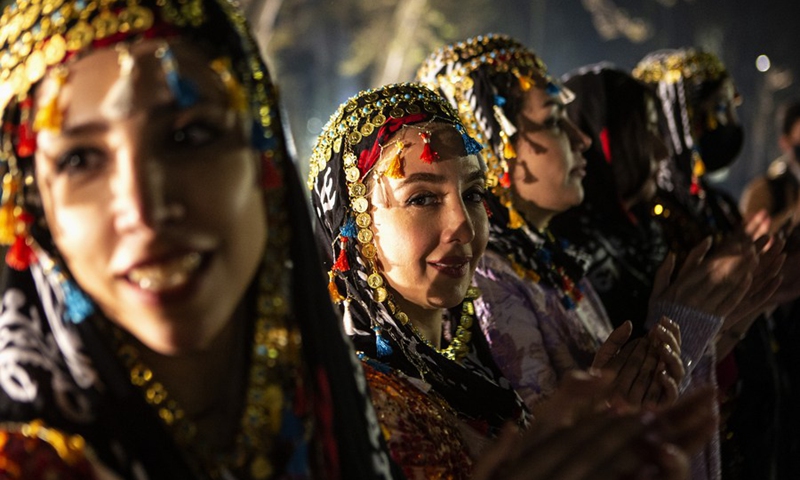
top-left (494, 95), bottom-right (506, 106)
top-left (339, 216), bottom-right (357, 239)
top-left (456, 124), bottom-right (483, 155)
top-left (561, 296), bottom-right (575, 310)
top-left (62, 278), bottom-right (94, 324)
top-left (374, 325), bottom-right (393, 357)
top-left (160, 47), bottom-right (199, 108)
top-left (546, 82), bottom-right (561, 97)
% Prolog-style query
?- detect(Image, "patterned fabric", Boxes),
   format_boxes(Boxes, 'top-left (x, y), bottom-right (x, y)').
top-left (308, 83), bottom-right (529, 452)
top-left (0, 0), bottom-right (397, 478)
top-left (361, 360), bottom-right (473, 480)
top-left (474, 250), bottom-right (612, 408)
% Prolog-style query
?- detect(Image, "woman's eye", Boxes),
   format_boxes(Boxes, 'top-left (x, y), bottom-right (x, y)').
top-left (464, 188), bottom-right (486, 204)
top-left (407, 193), bottom-right (439, 207)
top-left (171, 122), bottom-right (220, 147)
top-left (55, 148), bottom-right (105, 174)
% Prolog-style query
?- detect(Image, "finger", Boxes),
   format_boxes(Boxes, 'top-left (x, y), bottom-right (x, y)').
top-left (659, 340), bottom-right (685, 385)
top-left (601, 339), bottom-right (639, 374)
top-left (533, 370), bottom-right (615, 438)
top-left (470, 423), bottom-right (520, 480)
top-left (626, 341), bottom-right (660, 406)
top-left (643, 361), bottom-right (665, 408)
top-left (658, 316), bottom-right (681, 347)
top-left (651, 320), bottom-right (680, 354)
top-left (651, 252), bottom-right (677, 302)
top-left (675, 237), bottom-right (712, 283)
top-left (609, 339), bottom-right (650, 400)
top-left (592, 321), bottom-right (633, 371)
top-left (744, 209), bottom-right (768, 237)
top-left (656, 370), bottom-right (679, 407)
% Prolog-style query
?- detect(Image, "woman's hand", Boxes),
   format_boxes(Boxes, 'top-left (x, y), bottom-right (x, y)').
top-left (650, 237), bottom-right (755, 320)
top-left (592, 318), bottom-right (683, 409)
top-left (472, 384), bottom-right (716, 480)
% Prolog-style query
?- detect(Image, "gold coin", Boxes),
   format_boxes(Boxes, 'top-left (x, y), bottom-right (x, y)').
top-left (333, 136), bottom-right (342, 153)
top-left (91, 9), bottom-right (119, 38)
top-left (407, 104), bottom-right (421, 114)
top-left (466, 286), bottom-right (481, 298)
top-left (43, 34), bottom-right (66, 65)
top-left (65, 20), bottom-right (93, 51)
top-left (395, 312), bottom-right (409, 325)
top-left (347, 131), bottom-right (362, 145)
top-left (343, 152), bottom-right (357, 167)
top-left (344, 100), bottom-right (357, 112)
top-left (357, 228), bottom-right (373, 244)
top-left (355, 212), bottom-right (371, 228)
top-left (24, 50), bottom-right (45, 83)
top-left (462, 301), bottom-right (474, 316)
top-left (389, 108), bottom-right (404, 118)
top-left (373, 286), bottom-right (388, 302)
top-left (352, 196), bottom-right (368, 213)
top-left (250, 454), bottom-right (273, 480)
top-left (372, 113), bottom-right (386, 125)
top-left (460, 315), bottom-right (473, 329)
top-left (345, 166), bottom-right (360, 183)
top-left (360, 123), bottom-right (374, 136)
top-left (119, 5), bottom-right (154, 32)
top-left (348, 182), bottom-right (366, 198)
top-left (367, 273), bottom-right (384, 289)
top-left (361, 243), bottom-right (376, 259)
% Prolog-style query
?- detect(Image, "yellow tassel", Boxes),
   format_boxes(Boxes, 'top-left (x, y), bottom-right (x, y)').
top-left (384, 141), bottom-right (404, 179)
top-left (33, 96), bottom-right (63, 133)
top-left (33, 67), bottom-right (67, 133)
top-left (210, 58), bottom-right (248, 112)
top-left (0, 174), bottom-right (19, 245)
top-left (693, 153), bottom-right (706, 177)
top-left (518, 74), bottom-right (534, 92)
top-left (507, 206), bottom-right (525, 229)
top-left (503, 138), bottom-right (517, 160)
top-left (706, 112), bottom-right (718, 131)
top-left (327, 271), bottom-right (345, 304)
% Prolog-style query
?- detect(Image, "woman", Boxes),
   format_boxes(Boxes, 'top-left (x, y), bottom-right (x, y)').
top-left (634, 48), bottom-right (790, 480)
top-left (550, 65), bottom-right (671, 331)
top-left (418, 34), bottom-right (761, 480)
top-left (0, 0), bottom-right (398, 477)
top-left (308, 81), bottom-right (717, 480)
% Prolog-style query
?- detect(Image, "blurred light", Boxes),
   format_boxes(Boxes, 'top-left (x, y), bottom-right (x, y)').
top-left (653, 204), bottom-right (664, 216)
top-left (306, 117), bottom-right (323, 135)
top-left (756, 55), bottom-right (771, 72)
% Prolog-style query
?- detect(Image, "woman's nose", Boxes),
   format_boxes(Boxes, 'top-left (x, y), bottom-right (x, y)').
top-left (567, 119), bottom-right (592, 153)
top-left (111, 149), bottom-right (177, 233)
top-left (444, 199), bottom-right (475, 245)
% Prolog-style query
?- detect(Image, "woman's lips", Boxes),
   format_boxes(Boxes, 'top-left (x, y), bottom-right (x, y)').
top-left (126, 251), bottom-right (204, 293)
top-left (429, 256), bottom-right (471, 278)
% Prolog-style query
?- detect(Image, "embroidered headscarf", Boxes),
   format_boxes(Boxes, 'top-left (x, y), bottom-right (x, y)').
top-left (308, 82), bottom-right (527, 434)
top-left (0, 0), bottom-right (397, 478)
top-left (633, 48), bottom-right (741, 252)
top-left (418, 33), bottom-right (588, 310)
top-left (551, 64), bottom-right (669, 329)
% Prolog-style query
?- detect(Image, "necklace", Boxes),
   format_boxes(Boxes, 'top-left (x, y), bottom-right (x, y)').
top-left (99, 191), bottom-right (306, 480)
top-left (507, 228), bottom-right (584, 310)
top-left (386, 286), bottom-right (479, 363)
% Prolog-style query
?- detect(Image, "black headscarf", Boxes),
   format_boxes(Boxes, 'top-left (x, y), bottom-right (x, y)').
top-left (551, 64), bottom-right (669, 328)
top-left (0, 0), bottom-right (397, 478)
top-left (308, 82), bottom-right (527, 435)
top-left (418, 34), bottom-right (589, 311)
top-left (633, 49), bottom-right (742, 255)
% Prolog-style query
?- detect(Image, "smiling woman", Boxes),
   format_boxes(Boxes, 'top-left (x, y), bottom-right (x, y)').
top-left (0, 0), bottom-right (397, 478)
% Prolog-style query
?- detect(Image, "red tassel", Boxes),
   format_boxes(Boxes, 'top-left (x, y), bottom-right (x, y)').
top-left (16, 123), bottom-right (36, 158)
top-left (499, 172), bottom-right (511, 189)
top-left (690, 181), bottom-right (701, 196)
top-left (419, 132), bottom-right (438, 164)
top-left (333, 238), bottom-right (350, 272)
top-left (260, 152), bottom-right (282, 189)
top-left (6, 235), bottom-right (34, 271)
top-left (599, 128), bottom-right (612, 163)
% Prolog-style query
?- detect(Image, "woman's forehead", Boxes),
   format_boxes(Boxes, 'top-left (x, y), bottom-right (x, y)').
top-left (40, 39), bottom-right (225, 125)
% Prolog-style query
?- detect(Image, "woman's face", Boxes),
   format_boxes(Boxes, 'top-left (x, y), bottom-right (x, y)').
top-left (369, 122), bottom-right (488, 317)
top-left (34, 39), bottom-right (266, 355)
top-left (511, 86), bottom-right (591, 228)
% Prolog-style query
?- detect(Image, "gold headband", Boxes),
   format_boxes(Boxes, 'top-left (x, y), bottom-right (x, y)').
top-left (633, 49), bottom-right (727, 85)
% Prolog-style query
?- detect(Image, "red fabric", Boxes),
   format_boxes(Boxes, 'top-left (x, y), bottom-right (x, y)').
top-left (357, 113), bottom-right (427, 178)
top-left (599, 127), bottom-right (612, 164)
